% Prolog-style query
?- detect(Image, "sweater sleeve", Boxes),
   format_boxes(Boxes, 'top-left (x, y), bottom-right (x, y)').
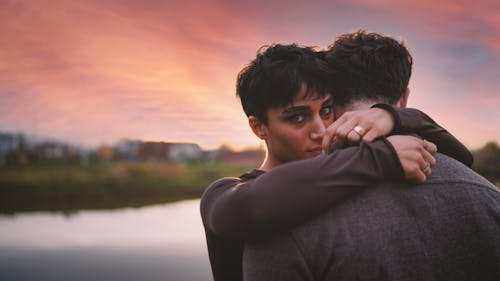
top-left (372, 104), bottom-right (473, 167)
top-left (200, 138), bottom-right (403, 239)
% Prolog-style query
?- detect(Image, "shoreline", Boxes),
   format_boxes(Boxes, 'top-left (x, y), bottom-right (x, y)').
top-left (0, 161), bottom-right (251, 214)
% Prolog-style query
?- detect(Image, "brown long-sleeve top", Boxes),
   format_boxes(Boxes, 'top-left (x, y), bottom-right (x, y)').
top-left (200, 106), bottom-right (473, 281)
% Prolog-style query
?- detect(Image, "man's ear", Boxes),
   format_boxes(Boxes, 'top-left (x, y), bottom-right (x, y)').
top-left (398, 88), bottom-right (410, 108)
top-left (248, 116), bottom-right (267, 139)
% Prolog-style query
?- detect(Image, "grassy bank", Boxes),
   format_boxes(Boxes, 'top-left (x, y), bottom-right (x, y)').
top-left (0, 161), bottom-right (251, 214)
top-left (1, 159), bottom-right (497, 214)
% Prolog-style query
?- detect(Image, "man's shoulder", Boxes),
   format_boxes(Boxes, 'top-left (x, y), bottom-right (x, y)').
top-left (290, 153), bottom-right (500, 243)
top-left (428, 153), bottom-right (497, 190)
top-left (284, 156), bottom-right (500, 280)
top-left (288, 153), bottom-right (499, 246)
top-left (244, 155), bottom-right (500, 281)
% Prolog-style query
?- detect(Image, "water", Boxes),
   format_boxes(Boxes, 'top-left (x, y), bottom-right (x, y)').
top-left (0, 199), bottom-right (213, 281)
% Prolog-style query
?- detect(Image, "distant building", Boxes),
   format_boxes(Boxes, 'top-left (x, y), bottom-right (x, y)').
top-left (0, 133), bottom-right (18, 158)
top-left (169, 143), bottom-right (203, 162)
top-left (137, 141), bottom-right (203, 163)
top-left (138, 141), bottom-right (171, 162)
top-left (33, 141), bottom-right (79, 160)
top-left (36, 143), bottom-right (64, 159)
top-left (115, 139), bottom-right (141, 161)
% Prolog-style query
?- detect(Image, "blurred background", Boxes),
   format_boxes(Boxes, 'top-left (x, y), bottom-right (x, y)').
top-left (0, 0), bottom-right (498, 280)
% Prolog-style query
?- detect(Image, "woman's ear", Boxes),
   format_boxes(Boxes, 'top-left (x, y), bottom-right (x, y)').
top-left (249, 116), bottom-right (266, 139)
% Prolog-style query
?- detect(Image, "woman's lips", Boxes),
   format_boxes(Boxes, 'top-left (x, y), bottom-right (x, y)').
top-left (308, 147), bottom-right (323, 156)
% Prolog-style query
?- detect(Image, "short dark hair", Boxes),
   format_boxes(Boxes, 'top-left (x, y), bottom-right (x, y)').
top-left (236, 44), bottom-right (333, 123)
top-left (324, 30), bottom-right (413, 105)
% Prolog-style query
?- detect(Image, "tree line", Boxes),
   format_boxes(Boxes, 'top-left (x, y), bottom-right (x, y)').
top-left (471, 141), bottom-right (500, 184)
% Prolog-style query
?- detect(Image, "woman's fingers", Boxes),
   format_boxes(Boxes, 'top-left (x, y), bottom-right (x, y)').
top-left (387, 136), bottom-right (438, 184)
top-left (322, 122), bottom-right (340, 153)
top-left (334, 117), bottom-right (359, 146)
top-left (347, 130), bottom-right (362, 145)
top-left (423, 139), bottom-right (437, 155)
top-left (358, 123), bottom-right (379, 143)
top-left (322, 112), bottom-right (353, 152)
top-left (322, 108), bottom-right (395, 153)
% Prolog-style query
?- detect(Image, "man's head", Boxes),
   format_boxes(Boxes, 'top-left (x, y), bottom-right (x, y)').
top-left (236, 44), bottom-right (335, 168)
top-left (324, 30), bottom-right (413, 112)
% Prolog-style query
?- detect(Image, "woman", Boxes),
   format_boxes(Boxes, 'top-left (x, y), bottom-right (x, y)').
top-left (200, 44), bottom-right (472, 281)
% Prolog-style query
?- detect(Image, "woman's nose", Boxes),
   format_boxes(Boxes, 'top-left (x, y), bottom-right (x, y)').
top-left (310, 117), bottom-right (326, 140)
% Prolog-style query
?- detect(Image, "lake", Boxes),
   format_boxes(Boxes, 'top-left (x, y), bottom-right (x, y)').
top-left (0, 199), bottom-right (213, 281)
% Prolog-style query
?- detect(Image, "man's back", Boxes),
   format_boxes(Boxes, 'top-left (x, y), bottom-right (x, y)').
top-left (244, 154), bottom-right (500, 281)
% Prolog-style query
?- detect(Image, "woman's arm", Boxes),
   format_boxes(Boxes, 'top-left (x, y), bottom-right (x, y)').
top-left (372, 104), bottom-right (473, 167)
top-left (201, 137), bottom-right (429, 239)
top-left (322, 105), bottom-right (473, 167)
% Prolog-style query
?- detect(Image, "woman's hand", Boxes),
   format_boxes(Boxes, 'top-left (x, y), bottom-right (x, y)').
top-left (322, 107), bottom-right (394, 153)
top-left (387, 135), bottom-right (437, 183)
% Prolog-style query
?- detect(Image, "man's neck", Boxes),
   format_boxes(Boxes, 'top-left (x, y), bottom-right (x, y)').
top-left (345, 101), bottom-right (374, 111)
top-left (335, 99), bottom-right (400, 116)
top-left (334, 100), bottom-right (374, 117)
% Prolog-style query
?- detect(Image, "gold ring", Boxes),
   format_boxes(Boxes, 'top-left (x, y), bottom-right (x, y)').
top-left (353, 125), bottom-right (366, 137)
top-left (422, 161), bottom-right (431, 174)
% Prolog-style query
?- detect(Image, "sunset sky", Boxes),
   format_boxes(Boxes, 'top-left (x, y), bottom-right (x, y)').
top-left (0, 0), bottom-right (498, 150)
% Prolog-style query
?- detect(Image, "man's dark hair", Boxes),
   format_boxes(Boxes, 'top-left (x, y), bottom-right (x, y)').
top-left (324, 30), bottom-right (413, 105)
top-left (236, 44), bottom-right (333, 123)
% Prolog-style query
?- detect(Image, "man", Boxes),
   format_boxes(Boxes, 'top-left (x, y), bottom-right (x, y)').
top-left (201, 43), bottom-right (473, 281)
top-left (243, 31), bottom-right (500, 281)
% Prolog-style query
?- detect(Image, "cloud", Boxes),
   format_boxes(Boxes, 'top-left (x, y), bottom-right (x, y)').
top-left (0, 0), bottom-right (498, 148)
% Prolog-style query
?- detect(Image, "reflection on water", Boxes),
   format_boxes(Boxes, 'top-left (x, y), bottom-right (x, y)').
top-left (0, 199), bottom-right (212, 281)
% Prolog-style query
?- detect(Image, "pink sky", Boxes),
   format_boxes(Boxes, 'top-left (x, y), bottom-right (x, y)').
top-left (0, 0), bottom-right (498, 149)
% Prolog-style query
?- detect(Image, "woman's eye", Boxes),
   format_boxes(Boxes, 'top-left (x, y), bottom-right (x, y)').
top-left (288, 114), bottom-right (305, 123)
top-left (320, 106), bottom-right (332, 117)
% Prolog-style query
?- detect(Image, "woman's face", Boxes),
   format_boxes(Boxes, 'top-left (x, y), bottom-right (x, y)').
top-left (261, 90), bottom-right (334, 168)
